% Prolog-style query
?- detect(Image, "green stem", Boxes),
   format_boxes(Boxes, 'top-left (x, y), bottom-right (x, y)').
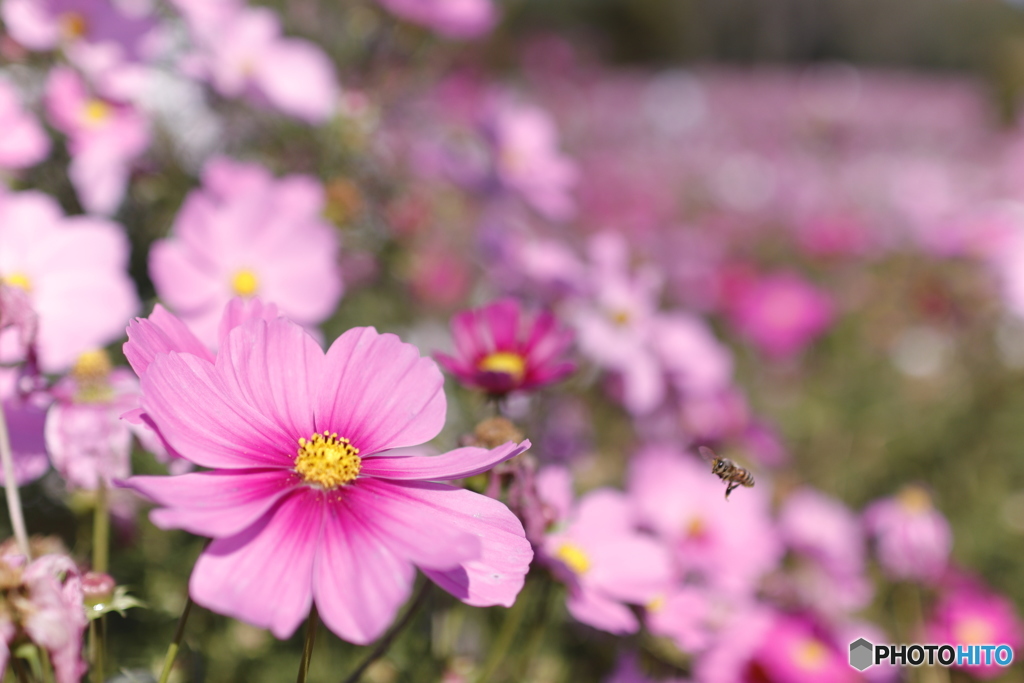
top-left (89, 620), bottom-right (103, 683)
top-left (10, 657), bottom-right (30, 683)
top-left (158, 595), bottom-right (194, 683)
top-left (39, 649), bottom-right (54, 683)
top-left (473, 581), bottom-right (532, 683)
top-left (92, 482), bottom-right (109, 574)
top-left (296, 605), bottom-right (319, 683)
top-left (0, 403), bottom-right (30, 560)
top-left (340, 581), bottom-right (432, 683)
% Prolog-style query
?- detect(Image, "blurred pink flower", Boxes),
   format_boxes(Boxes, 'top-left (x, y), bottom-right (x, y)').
top-left (2, 0), bottom-right (156, 59)
top-left (864, 485), bottom-right (952, 583)
top-left (435, 298), bottom-right (575, 397)
top-left (780, 488), bottom-right (865, 578)
top-left (542, 488), bottom-right (672, 634)
top-left (486, 99), bottom-right (577, 221)
top-left (45, 350), bottom-right (160, 490)
top-left (0, 552), bottom-right (88, 683)
top-left (646, 585), bottom-right (717, 653)
top-left (0, 392), bottom-right (50, 486)
top-left (123, 315), bottom-right (533, 643)
top-left (748, 614), bottom-right (859, 683)
top-left (726, 271), bottom-right (835, 359)
top-left (0, 78), bottom-right (49, 169)
top-left (175, 2), bottom-right (337, 122)
top-left (0, 283), bottom-right (38, 360)
top-left (628, 445), bottom-right (781, 596)
top-left (149, 157), bottom-right (342, 347)
top-left (605, 652), bottom-right (688, 683)
top-left (44, 66), bottom-right (149, 215)
top-left (924, 584), bottom-right (1022, 680)
top-left (374, 0), bottom-right (498, 39)
top-left (0, 188), bottom-right (138, 372)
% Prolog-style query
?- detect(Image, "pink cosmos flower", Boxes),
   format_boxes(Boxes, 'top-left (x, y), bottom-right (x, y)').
top-left (747, 614), bottom-right (859, 683)
top-left (45, 349), bottom-right (162, 490)
top-left (374, 0), bottom-right (498, 39)
top-left (0, 552), bottom-right (88, 683)
top-left (44, 66), bottom-right (149, 215)
top-left (726, 271), bottom-right (835, 359)
top-left (0, 78), bottom-right (49, 169)
top-left (628, 445), bottom-right (781, 597)
top-left (2, 0), bottom-right (156, 59)
top-left (173, 1), bottom-right (338, 122)
top-left (924, 584), bottom-right (1022, 680)
top-left (540, 486), bottom-right (672, 634)
top-left (435, 298), bottom-right (575, 397)
top-left (123, 314), bottom-right (533, 643)
top-left (0, 187), bottom-right (139, 373)
top-left (864, 485), bottom-right (952, 583)
top-left (486, 99), bottom-right (578, 222)
top-left (0, 392), bottom-right (50, 486)
top-left (149, 157), bottom-right (342, 348)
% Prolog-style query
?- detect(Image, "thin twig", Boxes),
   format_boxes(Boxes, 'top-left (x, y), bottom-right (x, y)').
top-left (157, 596), bottom-right (194, 683)
top-left (340, 581), bottom-right (432, 683)
top-left (0, 403), bottom-right (30, 559)
top-left (296, 604), bottom-right (319, 683)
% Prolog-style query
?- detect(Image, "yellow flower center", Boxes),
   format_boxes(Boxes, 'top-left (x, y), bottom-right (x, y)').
top-left (610, 309), bottom-right (631, 326)
top-left (555, 542), bottom-right (591, 575)
top-left (2, 272), bottom-right (32, 292)
top-left (231, 269), bottom-right (259, 297)
top-left (685, 516), bottom-right (707, 540)
top-left (955, 617), bottom-right (995, 645)
top-left (793, 638), bottom-right (828, 671)
top-left (72, 350), bottom-right (115, 403)
top-left (294, 431), bottom-right (361, 489)
top-left (83, 99), bottom-right (111, 126)
top-left (898, 485), bottom-right (933, 513)
top-left (60, 12), bottom-right (88, 39)
top-left (647, 594), bottom-right (666, 613)
top-left (477, 352), bottom-right (526, 382)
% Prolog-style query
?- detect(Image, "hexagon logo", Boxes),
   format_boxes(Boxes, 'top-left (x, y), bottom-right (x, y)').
top-left (849, 638), bottom-right (873, 671)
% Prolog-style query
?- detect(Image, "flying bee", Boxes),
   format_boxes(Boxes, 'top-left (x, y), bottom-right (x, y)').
top-left (698, 446), bottom-right (755, 501)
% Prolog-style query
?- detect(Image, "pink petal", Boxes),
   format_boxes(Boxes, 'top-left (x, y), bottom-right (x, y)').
top-left (316, 327), bottom-right (445, 454)
top-left (215, 297), bottom-right (279, 348)
top-left (217, 318), bottom-right (322, 441)
top-left (400, 482), bottom-right (531, 607)
top-left (360, 440), bottom-right (529, 480)
top-left (124, 304), bottom-right (213, 377)
top-left (450, 309), bottom-right (484, 360)
top-left (148, 239), bottom-right (223, 314)
top-left (122, 469), bottom-right (297, 538)
top-left (566, 588), bottom-right (639, 634)
top-left (313, 493), bottom-right (415, 644)
top-left (190, 489), bottom-right (322, 639)
top-left (141, 352), bottom-right (295, 469)
top-left (255, 38), bottom-right (338, 123)
top-left (483, 299), bottom-right (520, 349)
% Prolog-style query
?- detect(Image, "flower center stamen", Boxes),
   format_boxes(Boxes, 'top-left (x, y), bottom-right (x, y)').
top-left (295, 431), bottom-right (361, 489)
top-left (231, 269), bottom-right (259, 297)
top-left (555, 542), bottom-right (591, 575)
top-left (60, 12), bottom-right (89, 40)
top-left (477, 352), bottom-right (526, 382)
top-left (1, 273), bottom-right (32, 292)
top-left (794, 638), bottom-right (828, 671)
top-left (83, 99), bottom-right (111, 126)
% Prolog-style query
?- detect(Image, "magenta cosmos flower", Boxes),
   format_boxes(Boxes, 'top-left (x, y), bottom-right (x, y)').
top-left (123, 314), bottom-right (533, 643)
top-left (149, 157), bottom-right (342, 347)
top-left (435, 298), bottom-right (575, 397)
top-left (924, 583), bottom-right (1022, 680)
top-left (864, 485), bottom-right (952, 584)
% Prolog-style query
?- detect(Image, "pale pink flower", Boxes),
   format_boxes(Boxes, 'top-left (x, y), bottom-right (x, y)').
top-left (44, 66), bottom-right (149, 215)
top-left (0, 392), bottom-right (50, 486)
top-left (0, 78), bottom-right (49, 169)
top-left (780, 488), bottom-right (865, 578)
top-left (864, 485), bottom-right (952, 584)
top-left (645, 585), bottom-right (717, 653)
top-left (0, 187), bottom-right (139, 372)
top-left (374, 0), bottom-right (498, 39)
top-left (924, 583), bottom-right (1022, 680)
top-left (628, 445), bottom-right (781, 597)
top-left (2, 0), bottom-right (156, 59)
top-left (486, 99), bottom-right (577, 221)
top-left (175, 1), bottom-right (338, 122)
top-left (435, 298), bottom-right (574, 397)
top-left (123, 315), bottom-right (533, 643)
top-left (541, 488), bottom-right (672, 634)
top-left (726, 271), bottom-right (835, 359)
top-left (149, 157), bottom-right (342, 347)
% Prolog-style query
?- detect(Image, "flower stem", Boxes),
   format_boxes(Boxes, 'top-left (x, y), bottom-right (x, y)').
top-left (340, 581), bottom-right (432, 683)
top-left (158, 595), bottom-right (194, 683)
top-left (473, 581), bottom-right (531, 683)
top-left (89, 620), bottom-right (103, 683)
top-left (0, 402), bottom-right (30, 560)
top-left (92, 482), bottom-right (109, 574)
top-left (296, 605), bottom-right (319, 683)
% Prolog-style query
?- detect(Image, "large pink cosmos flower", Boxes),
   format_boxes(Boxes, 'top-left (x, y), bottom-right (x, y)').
top-left (924, 582), bottom-right (1022, 680)
top-left (123, 313), bottom-right (533, 643)
top-left (435, 298), bottom-right (575, 397)
top-left (149, 157), bottom-right (342, 347)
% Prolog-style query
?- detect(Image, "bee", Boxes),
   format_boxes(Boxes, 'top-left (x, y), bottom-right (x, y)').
top-left (698, 446), bottom-right (755, 501)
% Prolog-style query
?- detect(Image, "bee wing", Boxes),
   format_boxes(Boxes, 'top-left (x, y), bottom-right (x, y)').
top-left (697, 446), bottom-right (718, 464)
